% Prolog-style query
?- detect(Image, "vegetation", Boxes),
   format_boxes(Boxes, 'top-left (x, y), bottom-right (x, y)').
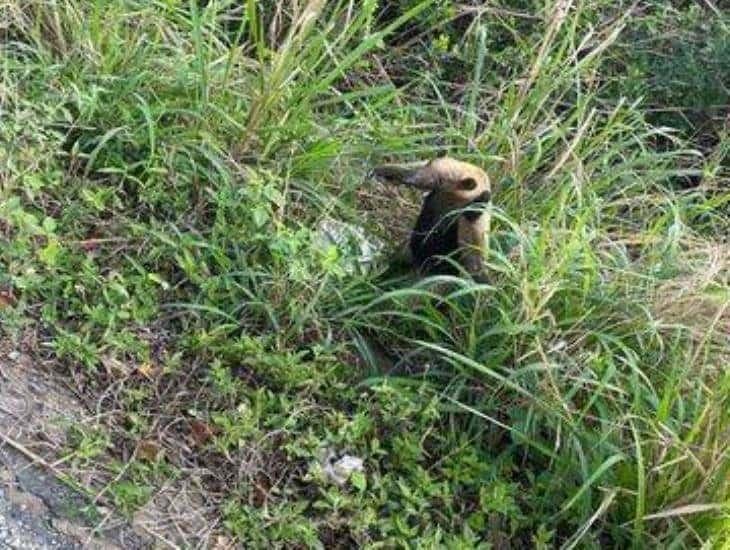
top-left (1, 0), bottom-right (729, 547)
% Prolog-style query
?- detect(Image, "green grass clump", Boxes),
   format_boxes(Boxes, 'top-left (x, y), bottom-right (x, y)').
top-left (1, 0), bottom-right (729, 547)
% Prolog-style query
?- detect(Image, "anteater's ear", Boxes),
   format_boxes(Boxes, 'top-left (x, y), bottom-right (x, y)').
top-left (457, 177), bottom-right (478, 191)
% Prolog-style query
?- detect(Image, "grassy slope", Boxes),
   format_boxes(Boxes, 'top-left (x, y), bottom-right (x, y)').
top-left (1, 0), bottom-right (729, 547)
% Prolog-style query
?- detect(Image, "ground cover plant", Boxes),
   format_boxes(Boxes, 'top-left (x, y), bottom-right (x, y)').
top-left (1, 0), bottom-right (729, 547)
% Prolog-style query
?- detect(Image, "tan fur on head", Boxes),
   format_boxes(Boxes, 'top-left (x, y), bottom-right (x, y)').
top-left (374, 156), bottom-right (490, 204)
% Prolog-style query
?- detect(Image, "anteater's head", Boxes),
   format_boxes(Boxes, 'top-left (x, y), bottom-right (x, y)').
top-left (373, 157), bottom-right (490, 207)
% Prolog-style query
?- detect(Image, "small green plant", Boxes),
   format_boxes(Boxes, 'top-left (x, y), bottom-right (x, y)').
top-left (65, 425), bottom-right (112, 464)
top-left (109, 479), bottom-right (153, 517)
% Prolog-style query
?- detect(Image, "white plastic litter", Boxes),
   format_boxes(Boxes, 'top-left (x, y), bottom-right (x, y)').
top-left (321, 452), bottom-right (365, 486)
top-left (314, 217), bottom-right (386, 275)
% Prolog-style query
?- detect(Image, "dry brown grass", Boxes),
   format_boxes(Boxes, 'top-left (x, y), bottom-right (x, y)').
top-left (652, 239), bottom-right (730, 346)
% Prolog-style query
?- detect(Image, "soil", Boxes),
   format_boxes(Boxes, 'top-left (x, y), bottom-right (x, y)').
top-left (0, 330), bottom-right (234, 549)
top-left (0, 343), bottom-right (149, 549)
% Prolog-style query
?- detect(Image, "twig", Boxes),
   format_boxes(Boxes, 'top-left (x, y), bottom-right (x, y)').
top-left (130, 521), bottom-right (181, 550)
top-left (0, 430), bottom-right (65, 479)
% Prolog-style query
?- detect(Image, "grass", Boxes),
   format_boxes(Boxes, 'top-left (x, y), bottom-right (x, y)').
top-left (1, 0), bottom-right (729, 547)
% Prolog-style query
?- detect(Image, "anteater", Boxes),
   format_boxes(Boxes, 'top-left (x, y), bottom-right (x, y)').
top-left (373, 156), bottom-right (492, 282)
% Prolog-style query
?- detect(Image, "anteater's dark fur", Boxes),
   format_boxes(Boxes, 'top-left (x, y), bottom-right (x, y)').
top-left (411, 189), bottom-right (491, 276)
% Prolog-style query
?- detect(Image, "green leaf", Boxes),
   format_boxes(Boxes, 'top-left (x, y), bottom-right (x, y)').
top-left (38, 239), bottom-right (61, 266)
top-left (350, 470), bottom-right (366, 492)
top-left (42, 216), bottom-right (57, 233)
top-left (252, 206), bottom-right (269, 228)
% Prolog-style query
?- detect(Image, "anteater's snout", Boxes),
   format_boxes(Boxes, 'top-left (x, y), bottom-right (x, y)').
top-left (372, 162), bottom-right (434, 190)
top-left (372, 164), bottom-right (412, 182)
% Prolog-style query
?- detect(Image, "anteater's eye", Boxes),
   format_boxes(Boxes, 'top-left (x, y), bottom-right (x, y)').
top-left (458, 178), bottom-right (477, 191)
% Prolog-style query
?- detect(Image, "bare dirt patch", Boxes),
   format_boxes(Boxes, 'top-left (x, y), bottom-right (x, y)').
top-left (0, 336), bottom-right (222, 548)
